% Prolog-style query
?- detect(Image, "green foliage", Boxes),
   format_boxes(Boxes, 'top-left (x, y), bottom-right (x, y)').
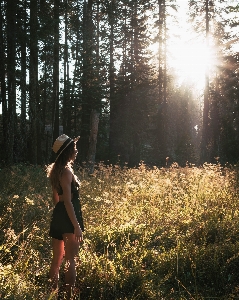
top-left (1, 163), bottom-right (239, 299)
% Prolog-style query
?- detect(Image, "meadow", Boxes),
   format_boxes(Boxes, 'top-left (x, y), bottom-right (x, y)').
top-left (1, 162), bottom-right (239, 299)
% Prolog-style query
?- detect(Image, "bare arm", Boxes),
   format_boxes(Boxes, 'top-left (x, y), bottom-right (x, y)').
top-left (60, 168), bottom-right (83, 241)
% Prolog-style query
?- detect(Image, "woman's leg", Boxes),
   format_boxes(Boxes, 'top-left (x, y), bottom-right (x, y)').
top-left (63, 233), bottom-right (80, 298)
top-left (49, 238), bottom-right (65, 290)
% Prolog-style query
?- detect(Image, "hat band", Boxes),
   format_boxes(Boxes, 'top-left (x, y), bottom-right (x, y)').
top-left (56, 137), bottom-right (73, 157)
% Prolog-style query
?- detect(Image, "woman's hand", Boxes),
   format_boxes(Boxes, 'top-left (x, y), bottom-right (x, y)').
top-left (74, 224), bottom-right (83, 242)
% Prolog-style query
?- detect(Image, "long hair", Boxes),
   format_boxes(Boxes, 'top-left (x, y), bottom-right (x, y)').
top-left (46, 141), bottom-right (75, 191)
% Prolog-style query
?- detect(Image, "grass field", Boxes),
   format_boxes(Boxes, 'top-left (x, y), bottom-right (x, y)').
top-left (1, 162), bottom-right (239, 299)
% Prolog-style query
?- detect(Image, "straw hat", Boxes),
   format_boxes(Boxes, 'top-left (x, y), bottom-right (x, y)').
top-left (52, 134), bottom-right (80, 160)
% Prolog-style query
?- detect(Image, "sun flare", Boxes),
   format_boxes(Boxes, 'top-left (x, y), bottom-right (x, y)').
top-left (148, 1), bottom-right (218, 91)
top-left (149, 37), bottom-right (215, 91)
top-left (170, 39), bottom-right (215, 89)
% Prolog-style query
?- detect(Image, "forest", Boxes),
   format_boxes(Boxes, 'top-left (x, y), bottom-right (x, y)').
top-left (0, 0), bottom-right (238, 168)
top-left (1, 1), bottom-right (239, 299)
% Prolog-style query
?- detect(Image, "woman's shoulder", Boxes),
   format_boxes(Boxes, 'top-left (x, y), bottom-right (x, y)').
top-left (61, 166), bottom-right (74, 181)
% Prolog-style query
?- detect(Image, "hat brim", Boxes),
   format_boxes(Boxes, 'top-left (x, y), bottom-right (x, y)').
top-left (55, 136), bottom-right (80, 161)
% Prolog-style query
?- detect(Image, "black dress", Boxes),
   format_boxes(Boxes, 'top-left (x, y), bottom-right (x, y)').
top-left (49, 180), bottom-right (84, 240)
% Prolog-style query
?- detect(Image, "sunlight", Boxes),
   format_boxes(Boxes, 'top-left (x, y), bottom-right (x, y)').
top-left (148, 0), bottom-right (218, 91)
top-left (149, 38), bottom-right (215, 90)
top-left (171, 39), bottom-right (214, 89)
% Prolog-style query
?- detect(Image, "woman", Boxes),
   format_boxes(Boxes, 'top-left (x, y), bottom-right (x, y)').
top-left (46, 134), bottom-right (84, 299)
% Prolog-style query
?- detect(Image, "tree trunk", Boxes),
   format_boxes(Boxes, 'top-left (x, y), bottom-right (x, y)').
top-left (128, 1), bottom-right (140, 167)
top-left (200, 0), bottom-right (210, 164)
top-left (29, 0), bottom-right (38, 164)
top-left (87, 109), bottom-right (100, 173)
top-left (109, 0), bottom-right (117, 162)
top-left (0, 2), bottom-right (7, 164)
top-left (51, 0), bottom-right (60, 160)
top-left (80, 0), bottom-right (93, 162)
top-left (158, 0), bottom-right (164, 103)
top-left (6, 0), bottom-right (17, 165)
top-left (19, 0), bottom-right (27, 162)
top-left (63, 0), bottom-right (71, 135)
top-left (156, 0), bottom-right (167, 165)
top-left (70, 12), bottom-right (80, 138)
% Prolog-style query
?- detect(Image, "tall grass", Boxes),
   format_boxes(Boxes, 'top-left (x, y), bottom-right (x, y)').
top-left (1, 162), bottom-right (239, 299)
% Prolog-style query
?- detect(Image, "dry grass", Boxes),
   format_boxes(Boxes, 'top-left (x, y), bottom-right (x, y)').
top-left (1, 162), bottom-right (239, 299)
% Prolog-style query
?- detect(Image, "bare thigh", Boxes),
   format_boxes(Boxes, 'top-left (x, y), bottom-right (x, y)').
top-left (52, 238), bottom-right (65, 262)
top-left (63, 233), bottom-right (80, 259)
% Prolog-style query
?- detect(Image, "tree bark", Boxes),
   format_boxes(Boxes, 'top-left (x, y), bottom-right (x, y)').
top-left (109, 0), bottom-right (117, 162)
top-left (51, 0), bottom-right (60, 160)
top-left (19, 0), bottom-right (27, 162)
top-left (154, 0), bottom-right (168, 165)
top-left (87, 109), bottom-right (100, 173)
top-left (80, 0), bottom-right (93, 162)
top-left (0, 2), bottom-right (7, 164)
top-left (200, 0), bottom-right (210, 164)
top-left (6, 0), bottom-right (17, 165)
top-left (29, 0), bottom-right (38, 164)
top-left (63, 0), bottom-right (71, 135)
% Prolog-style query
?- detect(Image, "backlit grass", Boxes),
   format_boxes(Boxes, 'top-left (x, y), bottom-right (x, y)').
top-left (1, 162), bottom-right (239, 299)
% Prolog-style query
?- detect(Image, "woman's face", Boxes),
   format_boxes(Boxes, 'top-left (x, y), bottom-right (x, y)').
top-left (71, 144), bottom-right (78, 161)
